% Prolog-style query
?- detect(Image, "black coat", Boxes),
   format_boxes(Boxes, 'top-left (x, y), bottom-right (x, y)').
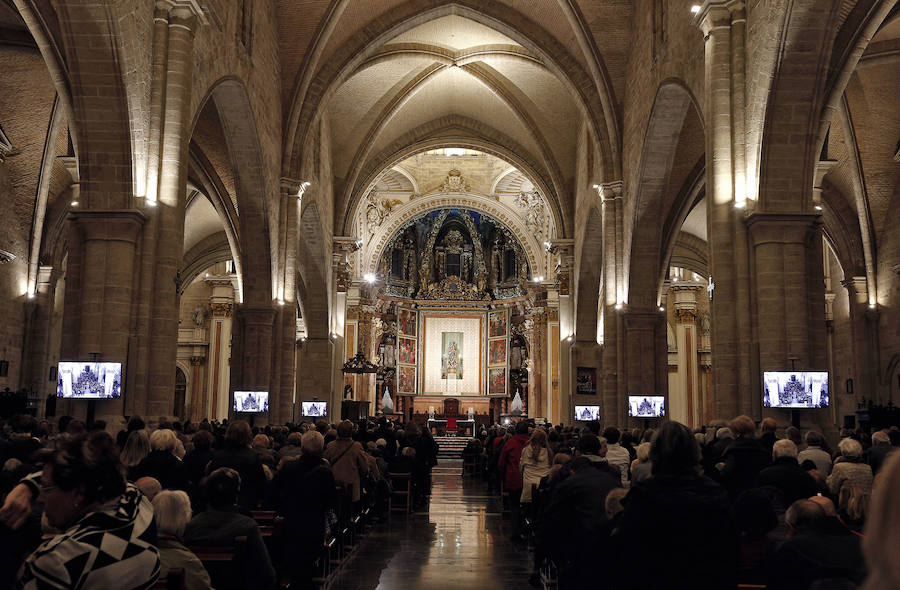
top-left (766, 529), bottom-right (866, 590)
top-left (614, 473), bottom-right (738, 590)
top-left (539, 464), bottom-right (621, 588)
top-left (758, 456), bottom-right (817, 506)
top-left (720, 438), bottom-right (771, 498)
top-left (130, 450), bottom-right (189, 491)
top-left (271, 455), bottom-right (335, 550)
top-left (208, 445), bottom-right (267, 510)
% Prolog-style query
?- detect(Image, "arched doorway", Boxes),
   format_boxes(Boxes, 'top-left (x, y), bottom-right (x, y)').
top-left (174, 367), bottom-right (187, 418)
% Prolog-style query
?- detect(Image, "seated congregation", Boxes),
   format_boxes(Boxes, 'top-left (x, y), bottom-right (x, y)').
top-left (0, 411), bottom-right (897, 589)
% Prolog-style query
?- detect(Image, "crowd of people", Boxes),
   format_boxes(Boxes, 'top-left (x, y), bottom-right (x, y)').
top-left (0, 410), bottom-right (898, 589)
top-left (0, 413), bottom-right (437, 589)
top-left (469, 416), bottom-right (900, 590)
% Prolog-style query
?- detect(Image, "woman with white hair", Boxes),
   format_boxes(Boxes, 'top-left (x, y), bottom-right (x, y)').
top-left (130, 428), bottom-right (189, 491)
top-left (827, 437), bottom-right (873, 498)
top-left (630, 442), bottom-right (652, 483)
top-left (153, 490), bottom-right (213, 590)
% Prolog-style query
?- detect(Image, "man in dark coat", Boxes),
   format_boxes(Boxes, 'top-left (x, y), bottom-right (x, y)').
top-left (271, 431), bottom-right (336, 589)
top-left (539, 455), bottom-right (620, 589)
top-left (766, 499), bottom-right (866, 590)
top-left (758, 417), bottom-right (778, 455)
top-left (720, 415), bottom-right (771, 498)
top-left (207, 420), bottom-right (267, 510)
top-left (758, 440), bottom-right (817, 506)
top-left (498, 420), bottom-right (530, 541)
top-left (614, 421), bottom-right (739, 590)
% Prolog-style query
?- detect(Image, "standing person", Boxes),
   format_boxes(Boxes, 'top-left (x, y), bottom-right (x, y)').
top-left (498, 421), bottom-right (530, 542)
top-left (519, 428), bottom-right (552, 505)
top-left (719, 415), bottom-right (771, 499)
top-left (271, 431), bottom-right (336, 589)
top-left (323, 421), bottom-right (370, 505)
top-left (615, 422), bottom-right (738, 590)
top-left (603, 427), bottom-right (631, 487)
top-left (206, 421), bottom-right (267, 510)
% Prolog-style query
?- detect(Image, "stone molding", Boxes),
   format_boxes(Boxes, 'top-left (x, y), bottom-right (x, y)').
top-left (70, 209), bottom-right (147, 244)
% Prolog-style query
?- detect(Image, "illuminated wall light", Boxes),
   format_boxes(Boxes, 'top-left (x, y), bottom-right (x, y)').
top-left (70, 200), bottom-right (79, 207)
top-left (734, 200), bottom-right (746, 209)
top-left (868, 302), bottom-right (877, 310)
top-left (363, 273), bottom-right (376, 284)
top-left (814, 205), bottom-right (823, 211)
top-left (690, 4), bottom-right (701, 13)
top-left (566, 334), bottom-right (574, 342)
top-left (658, 306), bottom-right (665, 312)
top-left (277, 299), bottom-right (285, 306)
top-left (532, 275), bottom-right (544, 282)
top-left (614, 303), bottom-right (623, 310)
top-left (543, 241), bottom-right (552, 251)
top-left (592, 184), bottom-right (599, 189)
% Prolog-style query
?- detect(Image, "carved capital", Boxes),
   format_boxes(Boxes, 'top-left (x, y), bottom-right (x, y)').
top-left (674, 307), bottom-right (698, 324)
top-left (210, 302), bottom-right (233, 317)
top-left (596, 180), bottom-right (623, 202)
top-left (190, 356), bottom-right (204, 366)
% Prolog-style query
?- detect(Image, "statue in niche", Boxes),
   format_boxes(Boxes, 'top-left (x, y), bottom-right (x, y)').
top-left (700, 311), bottom-right (711, 335)
top-left (402, 235), bottom-right (416, 282)
top-left (514, 190), bottom-right (547, 240)
top-left (192, 304), bottom-right (208, 327)
top-left (365, 189), bottom-right (385, 236)
top-left (491, 237), bottom-right (504, 286)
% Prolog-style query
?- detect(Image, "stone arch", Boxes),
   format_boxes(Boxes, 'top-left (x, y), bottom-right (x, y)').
top-left (627, 80), bottom-right (703, 310)
top-left (342, 115), bottom-right (565, 237)
top-left (820, 183), bottom-right (866, 279)
top-left (658, 162), bottom-right (706, 297)
top-left (756, 3), bottom-right (842, 212)
top-left (284, 0), bottom-right (620, 184)
top-left (191, 77), bottom-right (273, 306)
top-left (298, 203), bottom-right (330, 340)
top-left (574, 206), bottom-right (603, 342)
top-left (362, 194), bottom-right (546, 279)
top-left (50, 1), bottom-right (134, 210)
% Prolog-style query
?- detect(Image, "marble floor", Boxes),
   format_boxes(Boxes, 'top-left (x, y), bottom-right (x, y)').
top-left (330, 464), bottom-right (534, 590)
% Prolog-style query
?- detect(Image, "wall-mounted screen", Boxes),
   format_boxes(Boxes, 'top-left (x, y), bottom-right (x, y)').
top-left (57, 362), bottom-right (122, 399)
top-left (763, 372), bottom-right (829, 408)
top-left (574, 405), bottom-right (600, 421)
top-left (628, 396), bottom-right (666, 418)
top-left (301, 401), bottom-right (327, 417)
top-left (233, 391), bottom-right (269, 413)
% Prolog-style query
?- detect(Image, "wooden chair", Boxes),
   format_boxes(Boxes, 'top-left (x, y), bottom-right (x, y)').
top-left (153, 568), bottom-right (185, 589)
top-left (388, 472), bottom-right (413, 515)
top-left (446, 417), bottom-right (458, 436)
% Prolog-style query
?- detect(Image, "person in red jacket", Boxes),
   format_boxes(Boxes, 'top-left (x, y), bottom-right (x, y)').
top-left (498, 420), bottom-right (531, 542)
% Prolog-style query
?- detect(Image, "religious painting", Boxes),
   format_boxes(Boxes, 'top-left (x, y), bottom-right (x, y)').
top-left (488, 367), bottom-right (506, 395)
top-left (398, 336), bottom-right (417, 365)
top-left (441, 332), bottom-right (464, 379)
top-left (488, 310), bottom-right (507, 338)
top-left (488, 339), bottom-right (507, 366)
top-left (576, 366), bottom-right (597, 395)
top-left (399, 308), bottom-right (417, 337)
top-left (398, 365), bottom-right (416, 394)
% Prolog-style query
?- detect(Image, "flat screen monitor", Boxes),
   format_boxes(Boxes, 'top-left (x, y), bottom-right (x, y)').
top-left (628, 395), bottom-right (666, 418)
top-left (233, 391), bottom-right (269, 413)
top-left (763, 371), bottom-right (829, 408)
top-left (57, 362), bottom-right (122, 399)
top-left (301, 401), bottom-right (328, 417)
top-left (574, 405), bottom-right (600, 421)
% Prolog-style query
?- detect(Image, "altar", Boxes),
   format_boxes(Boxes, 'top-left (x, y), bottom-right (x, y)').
top-left (426, 418), bottom-right (476, 436)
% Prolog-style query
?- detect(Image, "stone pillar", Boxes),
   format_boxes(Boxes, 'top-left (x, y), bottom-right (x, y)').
top-left (206, 300), bottom-right (233, 420)
top-left (21, 266), bottom-right (62, 410)
top-left (143, 2), bottom-right (206, 420)
top-left (841, 277), bottom-right (881, 402)
top-left (530, 309), bottom-right (547, 419)
top-left (671, 285), bottom-right (703, 427)
top-left (623, 311), bottom-right (668, 426)
top-left (747, 213), bottom-right (829, 425)
top-left (188, 355), bottom-right (204, 422)
top-left (297, 337), bottom-right (335, 420)
top-left (599, 181), bottom-right (625, 426)
top-left (697, 2), bottom-right (754, 420)
top-left (66, 210), bottom-right (146, 422)
top-left (232, 305), bottom-right (277, 419)
top-left (549, 239), bottom-right (575, 425)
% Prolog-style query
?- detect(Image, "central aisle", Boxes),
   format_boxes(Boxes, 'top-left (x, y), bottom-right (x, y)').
top-left (330, 463), bottom-right (534, 589)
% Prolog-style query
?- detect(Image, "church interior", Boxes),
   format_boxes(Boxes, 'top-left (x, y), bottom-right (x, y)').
top-left (1, 1), bottom-right (900, 589)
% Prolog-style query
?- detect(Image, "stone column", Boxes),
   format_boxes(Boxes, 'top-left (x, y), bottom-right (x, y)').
top-left (841, 277), bottom-right (881, 402)
top-left (143, 2), bottom-right (206, 420)
top-left (204, 274), bottom-right (236, 419)
top-left (297, 337), bottom-right (335, 421)
top-left (747, 213), bottom-right (829, 425)
top-left (66, 210), bottom-right (146, 422)
top-left (21, 265), bottom-right (63, 411)
top-left (599, 181), bottom-right (625, 426)
top-left (697, 2), bottom-right (755, 420)
top-left (622, 311), bottom-right (668, 426)
top-left (188, 355), bottom-right (204, 422)
top-left (671, 285), bottom-right (703, 427)
top-left (232, 305), bottom-right (277, 419)
top-left (549, 239), bottom-right (575, 425)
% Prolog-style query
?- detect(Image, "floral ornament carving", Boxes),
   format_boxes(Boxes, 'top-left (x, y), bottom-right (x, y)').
top-left (513, 190), bottom-right (547, 241)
